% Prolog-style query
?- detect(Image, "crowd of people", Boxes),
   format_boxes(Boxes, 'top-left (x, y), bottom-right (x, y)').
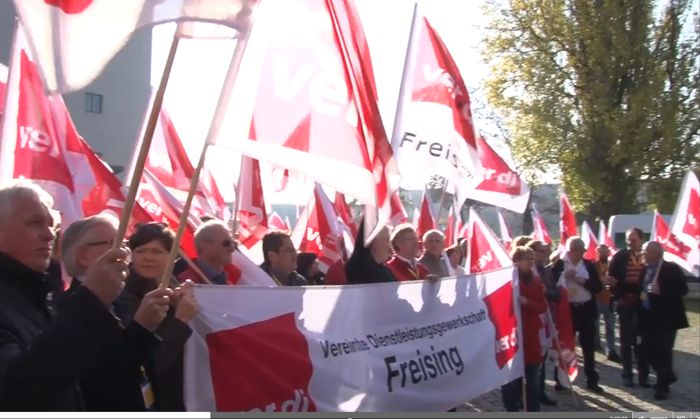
top-left (0, 180), bottom-right (690, 412)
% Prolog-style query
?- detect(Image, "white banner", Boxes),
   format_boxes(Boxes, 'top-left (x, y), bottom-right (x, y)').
top-left (184, 268), bottom-right (523, 412)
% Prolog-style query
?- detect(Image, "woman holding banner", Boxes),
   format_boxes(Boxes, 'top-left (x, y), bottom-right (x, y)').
top-left (500, 246), bottom-right (548, 412)
top-left (115, 222), bottom-right (199, 411)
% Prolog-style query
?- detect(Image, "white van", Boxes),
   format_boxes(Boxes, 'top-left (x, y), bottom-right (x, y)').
top-left (607, 212), bottom-right (672, 249)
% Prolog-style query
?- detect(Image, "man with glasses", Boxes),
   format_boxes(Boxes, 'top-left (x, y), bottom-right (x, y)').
top-left (260, 231), bottom-right (308, 286)
top-left (178, 220), bottom-right (237, 285)
top-left (386, 224), bottom-right (430, 281)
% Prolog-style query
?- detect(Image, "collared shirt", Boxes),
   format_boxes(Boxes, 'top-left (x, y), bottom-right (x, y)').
top-left (394, 254), bottom-right (418, 269)
top-left (641, 261), bottom-right (660, 310)
top-left (195, 260), bottom-right (228, 285)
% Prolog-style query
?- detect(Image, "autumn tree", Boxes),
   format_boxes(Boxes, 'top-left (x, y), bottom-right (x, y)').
top-left (483, 0), bottom-right (700, 219)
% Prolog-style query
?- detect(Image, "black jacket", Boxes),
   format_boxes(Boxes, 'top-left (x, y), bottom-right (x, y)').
top-left (345, 220), bottom-right (396, 284)
top-left (56, 278), bottom-right (162, 411)
top-left (0, 252), bottom-right (123, 411)
top-left (259, 263), bottom-right (309, 286)
top-left (637, 261), bottom-right (689, 331)
top-left (550, 258), bottom-right (603, 302)
top-left (115, 271), bottom-right (192, 412)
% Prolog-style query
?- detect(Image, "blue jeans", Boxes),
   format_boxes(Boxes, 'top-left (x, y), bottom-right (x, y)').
top-left (501, 364), bottom-right (541, 412)
top-left (595, 300), bottom-right (616, 354)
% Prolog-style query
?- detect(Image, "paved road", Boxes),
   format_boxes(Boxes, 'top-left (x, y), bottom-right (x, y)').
top-left (458, 299), bottom-right (700, 413)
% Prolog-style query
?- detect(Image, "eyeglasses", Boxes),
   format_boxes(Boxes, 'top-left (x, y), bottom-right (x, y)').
top-left (85, 239), bottom-right (114, 247)
top-left (220, 239), bottom-right (237, 249)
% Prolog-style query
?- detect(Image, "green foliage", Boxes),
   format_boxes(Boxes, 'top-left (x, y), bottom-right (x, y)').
top-left (483, 0), bottom-right (700, 218)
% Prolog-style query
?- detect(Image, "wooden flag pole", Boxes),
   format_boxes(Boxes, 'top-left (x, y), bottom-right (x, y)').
top-left (159, 30), bottom-right (251, 287)
top-left (113, 34), bottom-right (180, 248)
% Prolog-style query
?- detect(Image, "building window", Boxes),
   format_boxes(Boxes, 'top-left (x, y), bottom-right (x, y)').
top-left (85, 92), bottom-right (103, 114)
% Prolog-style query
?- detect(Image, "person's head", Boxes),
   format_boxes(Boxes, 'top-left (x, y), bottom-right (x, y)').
top-left (596, 244), bottom-right (610, 261)
top-left (512, 235), bottom-right (532, 248)
top-left (390, 224), bottom-right (419, 259)
top-left (642, 241), bottom-right (663, 265)
top-left (526, 239), bottom-right (547, 265)
top-left (61, 214), bottom-right (118, 277)
top-left (296, 252), bottom-right (319, 279)
top-left (0, 181), bottom-right (56, 272)
top-left (369, 226), bottom-right (392, 264)
top-left (194, 220), bottom-right (236, 270)
top-left (127, 222), bottom-right (175, 281)
top-left (262, 231), bottom-right (297, 276)
top-left (445, 244), bottom-right (463, 269)
top-left (422, 229), bottom-right (445, 257)
top-left (566, 236), bottom-right (586, 264)
top-left (625, 227), bottom-right (644, 253)
top-left (511, 246), bottom-right (535, 273)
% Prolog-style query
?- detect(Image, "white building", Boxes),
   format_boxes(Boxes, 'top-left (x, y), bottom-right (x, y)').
top-left (0, 2), bottom-right (152, 174)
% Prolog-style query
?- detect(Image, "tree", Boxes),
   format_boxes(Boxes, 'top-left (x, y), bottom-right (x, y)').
top-left (483, 0), bottom-right (700, 219)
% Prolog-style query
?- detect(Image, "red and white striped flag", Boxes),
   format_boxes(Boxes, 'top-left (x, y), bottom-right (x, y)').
top-left (581, 221), bottom-right (599, 261)
top-left (669, 171), bottom-right (699, 276)
top-left (530, 205), bottom-right (552, 245)
top-left (414, 189), bottom-right (436, 240)
top-left (559, 193), bottom-right (577, 245)
top-left (496, 210), bottom-right (513, 252)
top-left (465, 208), bottom-right (512, 274)
top-left (291, 184), bottom-right (342, 273)
top-left (598, 220), bottom-right (618, 254)
top-left (212, 0), bottom-right (399, 243)
top-left (389, 191), bottom-right (408, 226)
top-left (13, 0), bottom-right (258, 92)
top-left (236, 156), bottom-right (269, 249)
top-left (268, 211), bottom-right (291, 232)
top-left (652, 210), bottom-right (694, 274)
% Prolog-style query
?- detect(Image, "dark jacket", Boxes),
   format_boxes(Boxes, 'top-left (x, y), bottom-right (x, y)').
top-left (56, 278), bottom-right (162, 411)
top-left (0, 252), bottom-right (123, 411)
top-left (259, 262), bottom-right (309, 286)
top-left (637, 261), bottom-right (689, 331)
top-left (550, 258), bottom-right (603, 302)
top-left (115, 271), bottom-right (192, 412)
top-left (345, 221), bottom-right (396, 284)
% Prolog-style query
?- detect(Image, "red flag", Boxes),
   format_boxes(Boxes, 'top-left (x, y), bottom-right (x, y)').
top-left (14, 0), bottom-right (258, 92)
top-left (669, 171), bottom-right (699, 276)
top-left (415, 190), bottom-right (436, 240)
top-left (497, 210), bottom-right (513, 252)
top-left (530, 206), bottom-right (552, 245)
top-left (0, 25), bottom-right (82, 225)
top-left (268, 211), bottom-right (291, 231)
top-left (291, 184), bottom-right (342, 272)
top-left (214, 0), bottom-right (399, 242)
top-left (581, 221), bottom-right (599, 261)
top-left (140, 107), bottom-right (228, 220)
top-left (598, 220), bottom-right (618, 254)
top-left (236, 156), bottom-right (269, 249)
top-left (389, 191), bottom-right (408, 226)
top-left (444, 205), bottom-right (457, 246)
top-left (137, 169), bottom-right (200, 257)
top-left (466, 208), bottom-right (512, 274)
top-left (652, 210), bottom-right (693, 272)
top-left (559, 193), bottom-right (577, 245)
top-left (0, 62), bottom-right (7, 119)
top-left (334, 192), bottom-right (358, 237)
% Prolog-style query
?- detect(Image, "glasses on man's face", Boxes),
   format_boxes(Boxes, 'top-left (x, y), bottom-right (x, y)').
top-left (220, 239), bottom-right (237, 249)
top-left (85, 239), bottom-right (114, 247)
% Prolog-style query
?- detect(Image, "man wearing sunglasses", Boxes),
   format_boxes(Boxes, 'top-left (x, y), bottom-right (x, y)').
top-left (177, 220), bottom-right (238, 285)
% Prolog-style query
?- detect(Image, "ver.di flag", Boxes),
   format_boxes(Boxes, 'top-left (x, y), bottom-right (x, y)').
top-left (184, 267), bottom-right (523, 411)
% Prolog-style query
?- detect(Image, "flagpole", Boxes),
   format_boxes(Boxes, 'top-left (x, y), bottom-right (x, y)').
top-left (113, 34), bottom-right (180, 248)
top-left (389, 2), bottom-right (420, 148)
top-left (159, 29), bottom-right (251, 287)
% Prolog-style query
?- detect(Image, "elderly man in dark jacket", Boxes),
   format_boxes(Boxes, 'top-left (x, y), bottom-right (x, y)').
top-left (0, 182), bottom-right (130, 411)
top-left (637, 241), bottom-right (689, 400)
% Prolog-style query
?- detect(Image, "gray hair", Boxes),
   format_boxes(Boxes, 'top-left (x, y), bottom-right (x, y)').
top-left (422, 229), bottom-right (445, 242)
top-left (61, 214), bottom-right (118, 277)
top-left (0, 180), bottom-right (54, 226)
top-left (642, 241), bottom-right (664, 254)
top-left (566, 236), bottom-right (586, 252)
top-left (194, 219), bottom-right (230, 253)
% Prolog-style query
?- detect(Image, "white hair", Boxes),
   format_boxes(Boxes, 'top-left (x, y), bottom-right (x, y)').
top-left (194, 219), bottom-right (230, 253)
top-left (61, 214), bottom-right (118, 277)
top-left (422, 229), bottom-right (445, 242)
top-left (0, 180), bottom-right (54, 227)
top-left (566, 236), bottom-right (585, 252)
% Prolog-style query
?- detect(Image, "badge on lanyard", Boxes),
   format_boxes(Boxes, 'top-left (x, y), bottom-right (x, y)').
top-left (140, 366), bottom-right (155, 410)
